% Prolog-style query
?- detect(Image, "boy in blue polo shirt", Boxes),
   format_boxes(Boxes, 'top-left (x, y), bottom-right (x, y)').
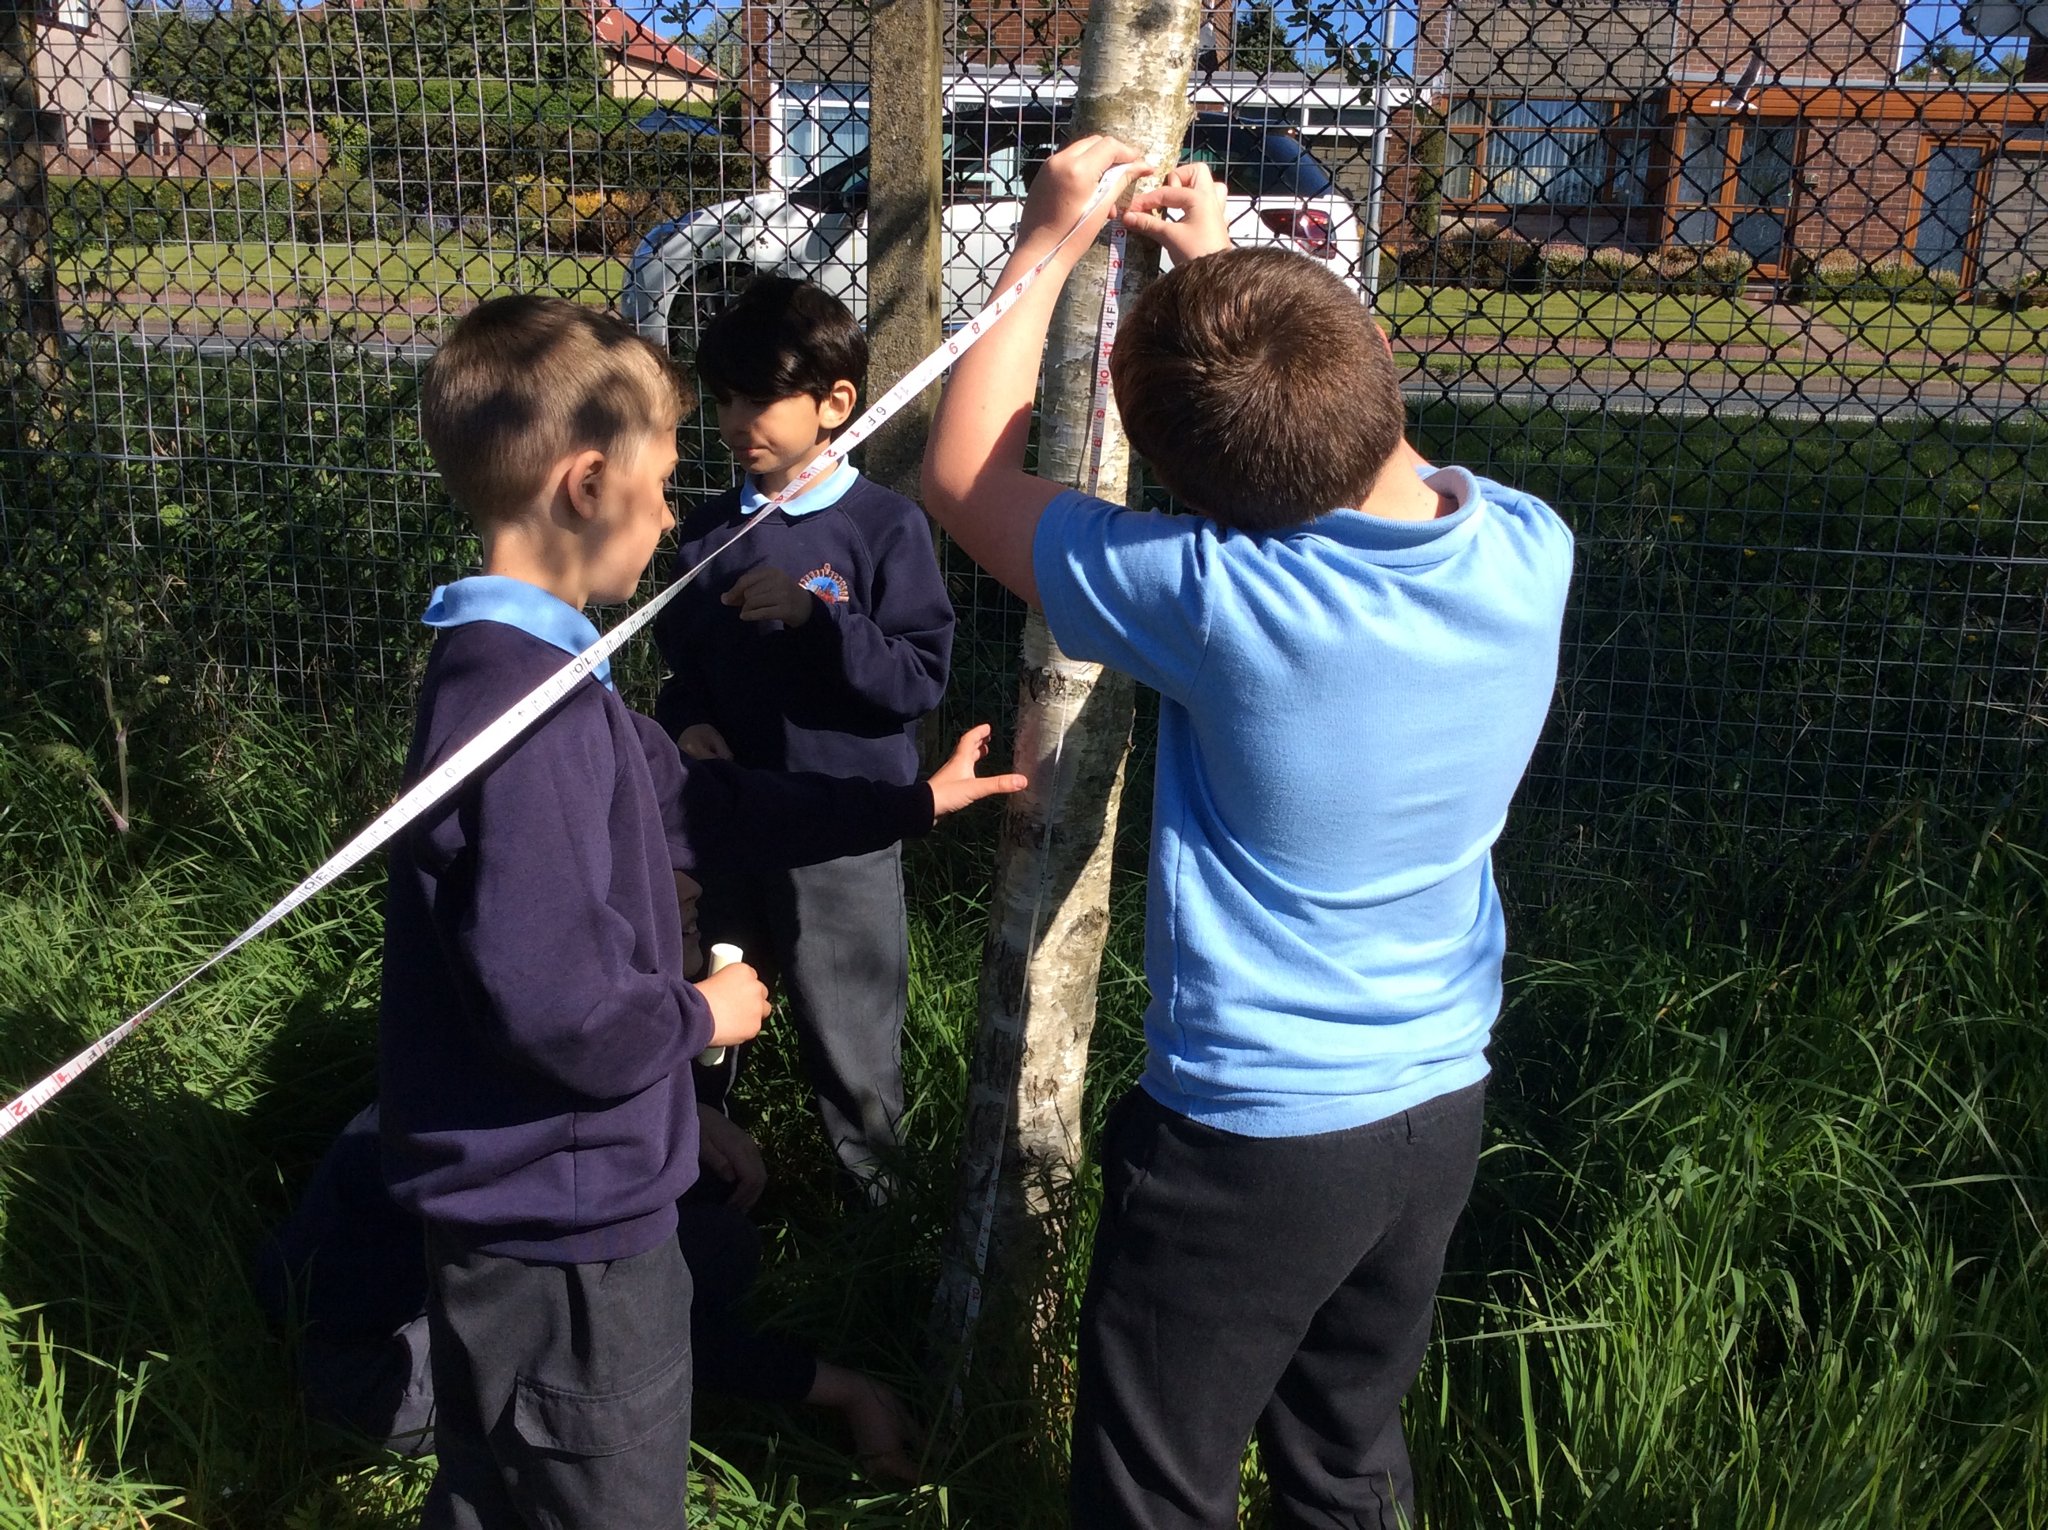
top-left (923, 143), bottom-right (1575, 1527)
top-left (386, 295), bottom-right (1019, 1527)
top-left (654, 278), bottom-right (954, 1201)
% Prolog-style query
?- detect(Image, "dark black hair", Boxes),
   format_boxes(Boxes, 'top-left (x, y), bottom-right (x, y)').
top-left (694, 277), bottom-right (867, 425)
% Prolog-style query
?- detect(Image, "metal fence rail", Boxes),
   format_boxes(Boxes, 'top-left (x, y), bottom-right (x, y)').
top-left (2, 0), bottom-right (2043, 869)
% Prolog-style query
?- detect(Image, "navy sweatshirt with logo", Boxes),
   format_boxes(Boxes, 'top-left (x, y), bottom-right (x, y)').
top-left (653, 473), bottom-right (954, 784)
top-left (378, 621), bottom-right (934, 1264)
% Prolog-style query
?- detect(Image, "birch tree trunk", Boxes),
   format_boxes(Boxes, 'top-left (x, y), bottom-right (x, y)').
top-left (932, 0), bottom-right (1204, 1360)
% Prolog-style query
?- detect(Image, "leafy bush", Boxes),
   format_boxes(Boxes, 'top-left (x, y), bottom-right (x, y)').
top-left (1421, 237), bottom-right (1753, 295)
top-left (1981, 268), bottom-right (2048, 311)
top-left (48, 176), bottom-right (296, 255)
top-left (359, 83), bottom-right (740, 222)
top-left (1397, 225), bottom-right (1540, 286)
top-left (510, 181), bottom-right (673, 258)
top-left (289, 165), bottom-right (386, 243)
top-left (1790, 252), bottom-right (1965, 305)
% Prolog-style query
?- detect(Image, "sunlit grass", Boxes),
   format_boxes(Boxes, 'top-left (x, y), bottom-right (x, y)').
top-left (0, 690), bottom-right (2041, 1526)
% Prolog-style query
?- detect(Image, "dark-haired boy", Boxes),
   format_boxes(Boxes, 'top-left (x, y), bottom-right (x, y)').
top-left (388, 294), bottom-right (1017, 1527)
top-left (654, 277), bottom-right (955, 1200)
top-left (923, 144), bottom-right (1575, 1528)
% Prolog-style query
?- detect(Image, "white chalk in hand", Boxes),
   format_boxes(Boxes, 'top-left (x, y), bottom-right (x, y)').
top-left (698, 942), bottom-right (745, 1067)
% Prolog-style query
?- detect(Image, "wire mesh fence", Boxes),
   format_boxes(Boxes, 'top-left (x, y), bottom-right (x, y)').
top-left (2, 0), bottom-right (2043, 875)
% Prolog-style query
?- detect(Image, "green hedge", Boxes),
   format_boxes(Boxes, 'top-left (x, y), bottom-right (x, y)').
top-left (49, 176), bottom-right (297, 255)
top-left (1786, 254), bottom-right (1967, 306)
top-left (1397, 232), bottom-right (1754, 295)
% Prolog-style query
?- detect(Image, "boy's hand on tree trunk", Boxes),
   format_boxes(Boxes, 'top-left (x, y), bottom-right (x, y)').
top-left (926, 724), bottom-right (1029, 818)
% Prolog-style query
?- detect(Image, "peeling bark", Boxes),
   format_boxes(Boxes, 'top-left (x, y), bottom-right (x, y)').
top-left (932, 0), bottom-right (1203, 1369)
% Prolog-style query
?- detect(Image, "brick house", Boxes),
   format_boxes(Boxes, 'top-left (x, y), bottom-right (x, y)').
top-left (32, 0), bottom-right (207, 164)
top-left (732, 0), bottom-right (1241, 185)
top-left (1406, 0), bottom-right (2048, 286)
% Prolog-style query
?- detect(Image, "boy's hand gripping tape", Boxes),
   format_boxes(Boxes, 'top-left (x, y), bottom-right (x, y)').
top-left (0, 166), bottom-right (1141, 1145)
top-left (697, 942), bottom-right (745, 1067)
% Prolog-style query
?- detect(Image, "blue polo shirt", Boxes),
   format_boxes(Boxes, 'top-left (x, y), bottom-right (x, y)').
top-left (1033, 465), bottom-right (1573, 1137)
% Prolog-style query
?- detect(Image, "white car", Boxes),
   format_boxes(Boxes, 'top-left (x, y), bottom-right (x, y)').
top-left (623, 105), bottom-right (1367, 358)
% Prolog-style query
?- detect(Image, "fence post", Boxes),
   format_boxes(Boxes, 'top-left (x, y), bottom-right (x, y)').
top-left (863, 0), bottom-right (943, 496)
top-left (0, 1), bottom-right (62, 382)
top-left (931, 0), bottom-right (1202, 1367)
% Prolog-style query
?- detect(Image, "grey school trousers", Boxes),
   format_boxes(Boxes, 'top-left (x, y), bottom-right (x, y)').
top-left (1071, 1081), bottom-right (1487, 1530)
top-left (698, 843), bottom-right (908, 1197)
top-left (421, 1231), bottom-right (693, 1530)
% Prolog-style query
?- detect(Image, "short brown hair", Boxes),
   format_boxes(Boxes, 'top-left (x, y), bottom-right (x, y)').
top-left (1109, 248), bottom-right (1405, 532)
top-left (420, 295), bottom-right (688, 522)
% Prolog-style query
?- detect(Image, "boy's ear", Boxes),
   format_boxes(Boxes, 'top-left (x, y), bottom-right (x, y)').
top-left (819, 380), bottom-right (859, 433)
top-left (562, 448), bottom-right (609, 523)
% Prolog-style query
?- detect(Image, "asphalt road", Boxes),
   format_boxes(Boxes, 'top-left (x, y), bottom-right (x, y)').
top-left (103, 329), bottom-right (2046, 427)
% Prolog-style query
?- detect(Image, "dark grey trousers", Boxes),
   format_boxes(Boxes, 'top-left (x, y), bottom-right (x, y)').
top-left (1071, 1081), bottom-right (1487, 1530)
top-left (698, 843), bottom-right (909, 1194)
top-left (421, 1232), bottom-right (693, 1530)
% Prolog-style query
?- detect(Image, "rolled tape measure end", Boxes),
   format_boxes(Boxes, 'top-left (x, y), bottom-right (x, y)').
top-left (697, 943), bottom-right (745, 1068)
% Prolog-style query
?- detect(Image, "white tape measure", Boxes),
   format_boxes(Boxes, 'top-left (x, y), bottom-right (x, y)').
top-left (0, 165), bottom-right (1143, 1145)
top-left (696, 942), bottom-right (746, 1068)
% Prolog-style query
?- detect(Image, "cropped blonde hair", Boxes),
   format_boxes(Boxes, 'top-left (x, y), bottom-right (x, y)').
top-left (420, 295), bottom-right (688, 523)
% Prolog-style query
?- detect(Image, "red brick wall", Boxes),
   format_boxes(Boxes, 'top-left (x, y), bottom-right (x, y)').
top-left (42, 136), bottom-right (328, 180)
top-left (1787, 121), bottom-right (1927, 262)
top-left (1410, 1), bottom-right (1906, 94)
top-left (1682, 1), bottom-right (1902, 84)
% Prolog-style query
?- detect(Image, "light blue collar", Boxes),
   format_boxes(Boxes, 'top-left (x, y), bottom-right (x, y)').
top-left (740, 460), bottom-right (860, 518)
top-left (421, 574), bottom-right (613, 690)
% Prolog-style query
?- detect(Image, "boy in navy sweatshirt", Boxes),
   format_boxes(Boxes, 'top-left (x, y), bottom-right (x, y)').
top-left (654, 278), bottom-right (955, 1200)
top-left (383, 295), bottom-right (1020, 1528)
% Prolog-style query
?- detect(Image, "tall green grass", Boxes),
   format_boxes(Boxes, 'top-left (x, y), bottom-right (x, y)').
top-left (0, 689), bottom-right (2040, 1525)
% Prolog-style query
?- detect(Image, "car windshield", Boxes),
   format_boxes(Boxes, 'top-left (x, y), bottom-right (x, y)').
top-left (788, 109), bottom-right (1339, 212)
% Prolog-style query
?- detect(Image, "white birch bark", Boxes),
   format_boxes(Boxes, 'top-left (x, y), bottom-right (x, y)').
top-left (932, 0), bottom-right (1205, 1354)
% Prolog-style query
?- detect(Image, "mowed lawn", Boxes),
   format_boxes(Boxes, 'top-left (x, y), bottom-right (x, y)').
top-left (1813, 297), bottom-right (2048, 359)
top-left (60, 239), bottom-right (625, 308)
top-left (1379, 286), bottom-right (1792, 348)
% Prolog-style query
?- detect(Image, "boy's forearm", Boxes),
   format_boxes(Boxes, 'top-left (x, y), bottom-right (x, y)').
top-left (921, 232), bottom-right (1080, 604)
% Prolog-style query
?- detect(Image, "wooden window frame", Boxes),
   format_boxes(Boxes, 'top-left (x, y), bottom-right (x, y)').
top-left (1441, 96), bottom-right (1653, 213)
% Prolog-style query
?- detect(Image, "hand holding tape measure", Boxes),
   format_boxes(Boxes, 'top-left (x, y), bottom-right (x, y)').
top-left (697, 942), bottom-right (754, 1068)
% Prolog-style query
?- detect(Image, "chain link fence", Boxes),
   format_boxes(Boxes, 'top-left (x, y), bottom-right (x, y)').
top-left (2, 0), bottom-right (2043, 872)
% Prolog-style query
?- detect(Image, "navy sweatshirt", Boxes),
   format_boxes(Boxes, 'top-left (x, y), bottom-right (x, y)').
top-left (379, 621), bottom-right (933, 1263)
top-left (653, 471), bottom-right (954, 784)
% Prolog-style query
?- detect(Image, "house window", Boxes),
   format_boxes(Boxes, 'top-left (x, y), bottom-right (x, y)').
top-left (1914, 144), bottom-right (1985, 277)
top-left (33, 110), bottom-right (65, 148)
top-left (86, 117), bottom-right (112, 152)
top-left (1671, 119), bottom-right (1799, 263)
top-left (1443, 98), bottom-right (1653, 209)
top-left (134, 122), bottom-right (159, 156)
top-left (48, 0), bottom-right (90, 29)
top-left (780, 84), bottom-right (868, 184)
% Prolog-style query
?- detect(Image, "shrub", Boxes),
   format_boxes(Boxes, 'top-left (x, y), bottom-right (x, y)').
top-left (47, 176), bottom-right (296, 254)
top-left (290, 165), bottom-right (385, 244)
top-left (512, 181), bottom-right (670, 258)
top-left (1646, 245), bottom-right (1755, 296)
top-left (1980, 269), bottom-right (2048, 311)
top-left (1397, 226), bottom-right (1539, 287)
top-left (1791, 252), bottom-right (1964, 305)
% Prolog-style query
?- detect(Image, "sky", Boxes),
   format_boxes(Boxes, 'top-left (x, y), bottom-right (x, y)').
top-left (611, 0), bottom-right (2022, 78)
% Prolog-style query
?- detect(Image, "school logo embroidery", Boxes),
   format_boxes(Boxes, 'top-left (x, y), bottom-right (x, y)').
top-left (799, 562), bottom-right (850, 604)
